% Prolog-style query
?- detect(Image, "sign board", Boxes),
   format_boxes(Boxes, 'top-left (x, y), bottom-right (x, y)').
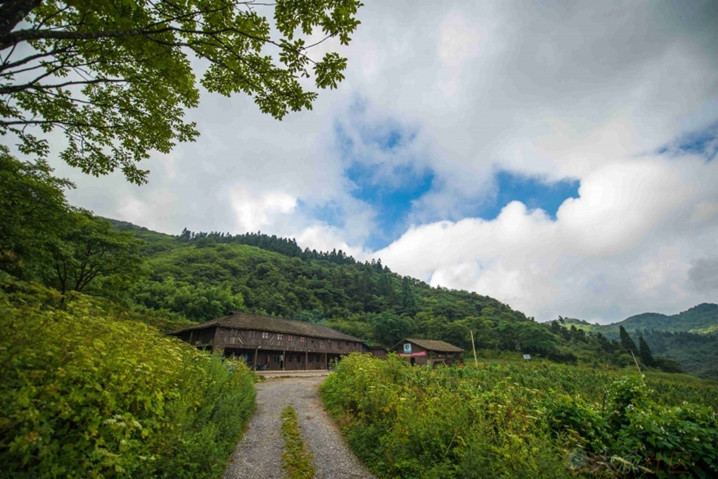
top-left (523, 354), bottom-right (531, 360)
top-left (398, 351), bottom-right (427, 358)
top-left (403, 343), bottom-right (412, 354)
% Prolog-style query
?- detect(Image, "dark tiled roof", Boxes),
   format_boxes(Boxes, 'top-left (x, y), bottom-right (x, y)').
top-left (170, 311), bottom-right (363, 342)
top-left (401, 338), bottom-right (464, 353)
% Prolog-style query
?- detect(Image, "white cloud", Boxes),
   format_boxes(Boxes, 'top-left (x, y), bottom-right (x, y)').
top-left (294, 224), bottom-right (371, 261)
top-left (228, 187), bottom-right (297, 233)
top-left (41, 0), bottom-right (718, 324)
top-left (377, 155), bottom-right (718, 322)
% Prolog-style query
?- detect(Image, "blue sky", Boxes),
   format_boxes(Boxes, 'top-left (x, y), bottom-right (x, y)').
top-left (480, 172), bottom-right (580, 221)
top-left (658, 121), bottom-right (718, 161)
top-left (52, 1), bottom-right (718, 323)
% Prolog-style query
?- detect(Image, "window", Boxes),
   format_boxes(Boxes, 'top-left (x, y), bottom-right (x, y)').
top-left (299, 337), bottom-right (306, 343)
top-left (288, 335), bottom-right (294, 342)
top-left (277, 334), bottom-right (283, 341)
top-left (249, 331), bottom-right (256, 338)
top-left (261, 332), bottom-right (269, 339)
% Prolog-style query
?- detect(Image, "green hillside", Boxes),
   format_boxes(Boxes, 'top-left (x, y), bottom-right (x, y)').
top-left (109, 224), bottom-right (669, 370)
top-left (554, 305), bottom-right (718, 379)
top-left (621, 303), bottom-right (718, 334)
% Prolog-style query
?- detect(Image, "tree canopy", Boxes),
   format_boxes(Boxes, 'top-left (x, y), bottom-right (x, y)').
top-left (0, 144), bottom-right (72, 278)
top-left (0, 147), bottom-right (144, 297)
top-left (0, 0), bottom-right (362, 183)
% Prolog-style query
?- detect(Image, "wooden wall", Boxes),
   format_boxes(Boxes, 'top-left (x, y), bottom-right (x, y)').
top-left (215, 327), bottom-right (363, 354)
top-left (174, 326), bottom-right (364, 370)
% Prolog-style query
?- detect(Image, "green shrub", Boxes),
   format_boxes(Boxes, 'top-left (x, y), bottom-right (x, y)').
top-left (322, 354), bottom-right (718, 479)
top-left (0, 276), bottom-right (255, 478)
top-left (616, 400), bottom-right (718, 477)
top-left (322, 354), bottom-right (569, 478)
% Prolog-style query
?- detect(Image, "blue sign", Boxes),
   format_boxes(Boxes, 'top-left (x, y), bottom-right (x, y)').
top-left (403, 343), bottom-right (412, 354)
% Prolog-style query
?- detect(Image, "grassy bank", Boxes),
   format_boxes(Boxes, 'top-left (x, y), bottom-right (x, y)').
top-left (0, 276), bottom-right (256, 478)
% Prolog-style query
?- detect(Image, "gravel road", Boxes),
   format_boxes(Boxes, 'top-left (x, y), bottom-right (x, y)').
top-left (223, 375), bottom-right (376, 479)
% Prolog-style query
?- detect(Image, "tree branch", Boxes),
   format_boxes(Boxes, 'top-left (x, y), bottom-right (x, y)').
top-left (0, 0), bottom-right (43, 38)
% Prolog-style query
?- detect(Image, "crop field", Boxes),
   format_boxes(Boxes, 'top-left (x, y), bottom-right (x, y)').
top-left (321, 354), bottom-right (718, 478)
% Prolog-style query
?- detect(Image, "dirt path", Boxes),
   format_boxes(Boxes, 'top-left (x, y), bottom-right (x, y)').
top-left (223, 375), bottom-right (376, 479)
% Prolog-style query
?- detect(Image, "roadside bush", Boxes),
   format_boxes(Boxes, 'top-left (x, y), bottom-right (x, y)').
top-left (322, 354), bottom-right (569, 478)
top-left (0, 275), bottom-right (256, 478)
top-left (321, 354), bottom-right (718, 479)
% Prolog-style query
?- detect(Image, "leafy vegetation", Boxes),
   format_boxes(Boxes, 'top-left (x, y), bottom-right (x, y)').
top-left (3, 136), bottom-right (717, 479)
top-left (0, 274), bottom-right (256, 478)
top-left (321, 354), bottom-right (718, 479)
top-left (281, 406), bottom-right (316, 479)
top-left (1, 0), bottom-right (362, 183)
top-left (0, 148), bottom-right (144, 299)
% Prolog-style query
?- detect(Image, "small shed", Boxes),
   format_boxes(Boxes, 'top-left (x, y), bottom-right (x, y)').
top-left (394, 338), bottom-right (464, 366)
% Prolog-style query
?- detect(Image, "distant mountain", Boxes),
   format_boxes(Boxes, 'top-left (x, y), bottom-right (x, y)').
top-left (620, 304), bottom-right (718, 334)
top-left (557, 304), bottom-right (718, 380)
top-left (560, 304), bottom-right (718, 336)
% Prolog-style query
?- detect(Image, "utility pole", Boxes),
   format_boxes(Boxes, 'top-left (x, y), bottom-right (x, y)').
top-left (470, 330), bottom-right (478, 367)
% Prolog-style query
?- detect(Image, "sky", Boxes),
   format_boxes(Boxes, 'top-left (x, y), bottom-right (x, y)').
top-left (46, 1), bottom-right (718, 324)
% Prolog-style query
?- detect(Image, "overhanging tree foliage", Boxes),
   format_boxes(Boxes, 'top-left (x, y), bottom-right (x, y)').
top-left (0, 0), bottom-right (362, 183)
top-left (1, 147), bottom-right (144, 296)
top-left (0, 144), bottom-right (73, 278)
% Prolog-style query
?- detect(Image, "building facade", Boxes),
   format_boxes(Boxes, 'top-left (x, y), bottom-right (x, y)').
top-left (170, 311), bottom-right (365, 371)
top-left (394, 338), bottom-right (464, 366)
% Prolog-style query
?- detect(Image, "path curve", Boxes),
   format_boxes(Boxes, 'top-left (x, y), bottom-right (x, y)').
top-left (224, 375), bottom-right (376, 479)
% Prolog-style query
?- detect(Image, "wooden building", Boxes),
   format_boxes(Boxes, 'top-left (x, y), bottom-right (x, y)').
top-left (394, 338), bottom-right (464, 366)
top-left (170, 311), bottom-right (364, 371)
top-left (365, 345), bottom-right (389, 360)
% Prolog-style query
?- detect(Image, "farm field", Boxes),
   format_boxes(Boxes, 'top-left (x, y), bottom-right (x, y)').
top-left (321, 354), bottom-right (718, 478)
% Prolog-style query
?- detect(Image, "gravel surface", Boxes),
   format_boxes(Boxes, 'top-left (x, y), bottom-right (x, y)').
top-left (224, 375), bottom-right (376, 479)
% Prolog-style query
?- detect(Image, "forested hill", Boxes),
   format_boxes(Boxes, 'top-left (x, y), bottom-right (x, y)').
top-left (105, 220), bottom-right (686, 372)
top-left (561, 303), bottom-right (718, 337)
top-left (558, 304), bottom-right (718, 379)
top-left (620, 303), bottom-right (718, 334)
top-left (110, 220), bottom-right (531, 348)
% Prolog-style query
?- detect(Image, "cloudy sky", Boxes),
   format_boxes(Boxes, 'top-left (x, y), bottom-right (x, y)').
top-left (51, 1), bottom-right (718, 324)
